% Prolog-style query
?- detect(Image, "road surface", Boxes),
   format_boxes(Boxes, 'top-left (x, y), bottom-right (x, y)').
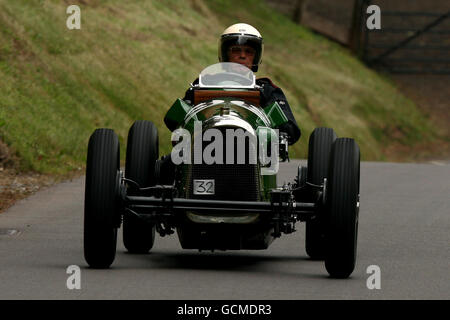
top-left (0, 160), bottom-right (448, 299)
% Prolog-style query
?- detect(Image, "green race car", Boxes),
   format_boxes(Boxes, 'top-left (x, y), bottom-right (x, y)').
top-left (84, 63), bottom-right (361, 278)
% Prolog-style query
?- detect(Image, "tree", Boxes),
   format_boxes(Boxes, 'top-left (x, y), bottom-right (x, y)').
top-left (293, 0), bottom-right (309, 24)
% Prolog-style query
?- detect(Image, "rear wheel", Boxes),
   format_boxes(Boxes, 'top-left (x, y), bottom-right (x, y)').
top-left (297, 166), bottom-right (307, 188)
top-left (123, 120), bottom-right (158, 253)
top-left (305, 127), bottom-right (337, 259)
top-left (324, 138), bottom-right (360, 278)
top-left (84, 129), bottom-right (120, 268)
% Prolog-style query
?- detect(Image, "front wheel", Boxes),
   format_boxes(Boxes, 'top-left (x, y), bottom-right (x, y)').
top-left (305, 127), bottom-right (337, 259)
top-left (84, 129), bottom-right (120, 268)
top-left (123, 120), bottom-right (158, 253)
top-left (324, 138), bottom-right (360, 278)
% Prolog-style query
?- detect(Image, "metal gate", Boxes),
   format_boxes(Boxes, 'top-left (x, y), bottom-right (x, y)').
top-left (353, 0), bottom-right (450, 74)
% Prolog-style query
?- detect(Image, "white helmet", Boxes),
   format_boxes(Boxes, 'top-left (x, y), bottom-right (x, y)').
top-left (219, 23), bottom-right (264, 72)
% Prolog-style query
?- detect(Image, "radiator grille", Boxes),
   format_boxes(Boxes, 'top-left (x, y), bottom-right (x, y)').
top-left (188, 163), bottom-right (260, 201)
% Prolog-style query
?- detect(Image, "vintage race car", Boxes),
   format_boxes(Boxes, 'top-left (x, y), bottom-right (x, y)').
top-left (84, 62), bottom-right (361, 278)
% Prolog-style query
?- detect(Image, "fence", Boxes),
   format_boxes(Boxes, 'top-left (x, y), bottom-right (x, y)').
top-left (354, 0), bottom-right (450, 74)
top-left (265, 0), bottom-right (450, 74)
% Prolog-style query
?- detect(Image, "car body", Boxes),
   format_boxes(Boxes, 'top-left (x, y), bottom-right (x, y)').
top-left (84, 63), bottom-right (361, 278)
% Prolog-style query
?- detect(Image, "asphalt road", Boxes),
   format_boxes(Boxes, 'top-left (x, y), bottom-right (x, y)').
top-left (0, 160), bottom-right (448, 299)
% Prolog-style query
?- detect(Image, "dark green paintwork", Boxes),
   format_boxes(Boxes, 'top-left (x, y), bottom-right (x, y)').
top-left (164, 98), bottom-right (192, 130)
top-left (167, 92), bottom-right (288, 200)
top-left (263, 101), bottom-right (289, 128)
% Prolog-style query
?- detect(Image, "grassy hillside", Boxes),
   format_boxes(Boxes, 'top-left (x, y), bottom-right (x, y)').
top-left (0, 0), bottom-right (440, 175)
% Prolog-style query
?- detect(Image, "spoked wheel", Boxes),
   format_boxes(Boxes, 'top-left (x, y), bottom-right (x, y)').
top-left (305, 127), bottom-right (337, 259)
top-left (123, 120), bottom-right (158, 253)
top-left (324, 138), bottom-right (360, 278)
top-left (84, 129), bottom-right (120, 269)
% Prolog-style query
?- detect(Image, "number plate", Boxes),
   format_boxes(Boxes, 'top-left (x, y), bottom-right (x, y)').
top-left (193, 180), bottom-right (215, 195)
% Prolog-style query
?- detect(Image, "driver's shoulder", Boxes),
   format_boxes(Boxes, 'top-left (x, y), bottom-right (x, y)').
top-left (184, 78), bottom-right (199, 94)
top-left (256, 77), bottom-right (279, 89)
top-left (191, 77), bottom-right (199, 85)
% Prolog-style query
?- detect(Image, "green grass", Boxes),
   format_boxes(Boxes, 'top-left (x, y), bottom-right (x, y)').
top-left (0, 0), bottom-right (440, 175)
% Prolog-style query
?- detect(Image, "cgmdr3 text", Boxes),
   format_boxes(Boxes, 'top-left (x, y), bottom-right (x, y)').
top-left (221, 304), bottom-right (271, 315)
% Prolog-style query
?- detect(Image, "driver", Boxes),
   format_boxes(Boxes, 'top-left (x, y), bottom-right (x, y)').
top-left (159, 23), bottom-right (301, 184)
top-left (180, 23), bottom-right (301, 145)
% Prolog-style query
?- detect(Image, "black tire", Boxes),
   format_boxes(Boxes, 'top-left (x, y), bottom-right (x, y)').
top-left (297, 166), bottom-right (307, 188)
top-left (324, 138), bottom-right (360, 279)
top-left (305, 127), bottom-right (337, 259)
top-left (84, 129), bottom-right (120, 269)
top-left (123, 120), bottom-right (158, 253)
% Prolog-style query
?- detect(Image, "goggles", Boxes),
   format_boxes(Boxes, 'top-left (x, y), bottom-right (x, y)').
top-left (228, 46), bottom-right (256, 56)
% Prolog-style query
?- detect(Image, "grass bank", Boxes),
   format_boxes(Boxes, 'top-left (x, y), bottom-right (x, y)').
top-left (0, 0), bottom-right (441, 176)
